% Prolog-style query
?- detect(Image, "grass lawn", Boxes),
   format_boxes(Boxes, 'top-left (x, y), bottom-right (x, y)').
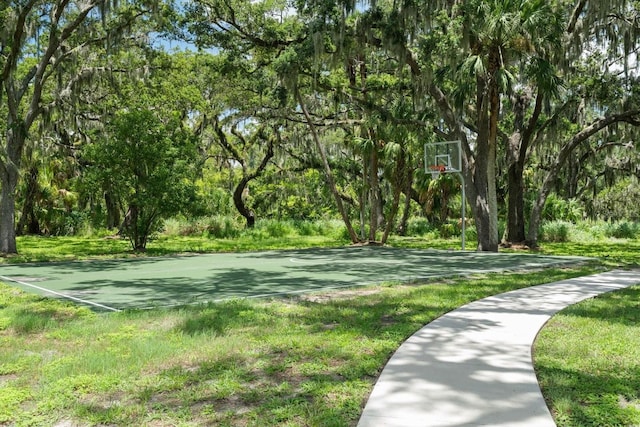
top-left (534, 282), bottom-right (640, 427)
top-left (1, 234), bottom-right (639, 426)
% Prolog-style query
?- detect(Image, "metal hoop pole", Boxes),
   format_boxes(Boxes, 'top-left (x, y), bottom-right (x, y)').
top-left (457, 172), bottom-right (466, 251)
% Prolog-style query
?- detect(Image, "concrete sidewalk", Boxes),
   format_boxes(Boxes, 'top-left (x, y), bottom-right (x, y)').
top-left (358, 270), bottom-right (640, 427)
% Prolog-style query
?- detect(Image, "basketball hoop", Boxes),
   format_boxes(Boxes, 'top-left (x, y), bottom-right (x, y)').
top-left (424, 140), bottom-right (466, 250)
top-left (429, 164), bottom-right (446, 180)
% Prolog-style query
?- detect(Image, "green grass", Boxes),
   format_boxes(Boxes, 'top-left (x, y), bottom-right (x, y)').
top-left (531, 237), bottom-right (640, 427)
top-left (1, 233), bottom-right (467, 264)
top-left (0, 264), bottom-right (598, 426)
top-left (536, 240), bottom-right (640, 268)
top-left (0, 233), bottom-right (348, 264)
top-left (534, 285), bottom-right (640, 427)
top-left (1, 228), bottom-right (639, 426)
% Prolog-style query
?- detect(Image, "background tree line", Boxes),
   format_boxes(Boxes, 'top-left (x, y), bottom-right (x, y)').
top-left (1, 0), bottom-right (639, 254)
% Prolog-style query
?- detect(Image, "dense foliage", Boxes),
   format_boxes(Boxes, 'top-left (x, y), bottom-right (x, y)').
top-left (1, 0), bottom-right (639, 254)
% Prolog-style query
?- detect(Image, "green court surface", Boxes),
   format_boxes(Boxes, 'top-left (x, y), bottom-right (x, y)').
top-left (0, 247), bottom-right (587, 312)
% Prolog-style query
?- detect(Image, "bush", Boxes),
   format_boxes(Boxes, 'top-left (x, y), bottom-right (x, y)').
top-left (593, 178), bottom-right (640, 221)
top-left (293, 219), bottom-right (343, 236)
top-left (162, 216), bottom-right (243, 239)
top-left (162, 218), bottom-right (183, 236)
top-left (541, 221), bottom-right (572, 243)
top-left (604, 221), bottom-right (639, 239)
top-left (406, 217), bottom-right (436, 236)
top-left (257, 219), bottom-right (296, 238)
top-left (202, 216), bottom-right (242, 239)
top-left (543, 194), bottom-right (584, 222)
top-left (439, 221), bottom-right (458, 239)
top-left (464, 224), bottom-right (478, 241)
top-left (294, 220), bottom-right (322, 236)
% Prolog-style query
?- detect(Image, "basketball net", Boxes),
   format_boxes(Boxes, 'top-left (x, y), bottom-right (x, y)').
top-left (429, 165), bottom-right (446, 179)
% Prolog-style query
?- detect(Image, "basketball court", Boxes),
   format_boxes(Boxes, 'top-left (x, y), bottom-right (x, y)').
top-left (0, 247), bottom-right (587, 312)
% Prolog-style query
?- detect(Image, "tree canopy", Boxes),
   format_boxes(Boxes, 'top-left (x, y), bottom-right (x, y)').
top-left (1, 0), bottom-right (639, 254)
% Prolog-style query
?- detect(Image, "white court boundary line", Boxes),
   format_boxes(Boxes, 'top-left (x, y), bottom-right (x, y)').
top-left (0, 275), bottom-right (121, 312)
top-left (0, 250), bottom-right (589, 312)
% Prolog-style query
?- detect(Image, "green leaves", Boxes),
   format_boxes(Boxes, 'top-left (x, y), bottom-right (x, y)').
top-left (83, 109), bottom-right (198, 250)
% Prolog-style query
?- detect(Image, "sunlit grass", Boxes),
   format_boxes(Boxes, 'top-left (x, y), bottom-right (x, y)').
top-left (534, 285), bottom-right (640, 427)
top-left (537, 240), bottom-right (640, 268)
top-left (1, 266), bottom-right (599, 426)
top-left (2, 222), bottom-right (639, 425)
top-left (1, 234), bottom-right (347, 264)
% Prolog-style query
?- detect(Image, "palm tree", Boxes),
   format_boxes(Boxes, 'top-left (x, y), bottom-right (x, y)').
top-left (446, 0), bottom-right (563, 250)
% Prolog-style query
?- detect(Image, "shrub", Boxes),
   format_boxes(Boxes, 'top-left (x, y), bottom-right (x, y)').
top-left (604, 221), bottom-right (639, 239)
top-left (202, 216), bottom-right (242, 239)
top-left (162, 218), bottom-right (183, 236)
top-left (543, 194), bottom-right (584, 222)
top-left (161, 216), bottom-right (243, 238)
top-left (255, 219), bottom-right (296, 238)
top-left (593, 178), bottom-right (640, 221)
top-left (541, 221), bottom-right (571, 242)
top-left (439, 222), bottom-right (458, 239)
top-left (293, 219), bottom-right (343, 236)
top-left (464, 224), bottom-right (478, 241)
top-left (406, 217), bottom-right (436, 236)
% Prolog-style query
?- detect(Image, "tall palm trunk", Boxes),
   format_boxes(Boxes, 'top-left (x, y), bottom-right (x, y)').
top-left (505, 160), bottom-right (526, 243)
top-left (504, 92), bottom-right (543, 245)
top-left (473, 52), bottom-right (500, 252)
top-left (368, 138), bottom-right (382, 242)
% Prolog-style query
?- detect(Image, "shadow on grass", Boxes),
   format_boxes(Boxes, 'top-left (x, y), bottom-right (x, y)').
top-left (536, 364), bottom-right (640, 426)
top-left (178, 299), bottom-right (261, 336)
top-left (540, 241), bottom-right (640, 268)
top-left (535, 285), bottom-right (640, 426)
top-left (559, 286), bottom-right (640, 326)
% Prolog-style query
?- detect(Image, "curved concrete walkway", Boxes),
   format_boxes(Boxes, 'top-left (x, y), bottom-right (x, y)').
top-left (358, 270), bottom-right (640, 427)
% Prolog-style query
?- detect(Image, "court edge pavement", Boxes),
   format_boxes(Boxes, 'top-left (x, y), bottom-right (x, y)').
top-left (357, 269), bottom-right (640, 427)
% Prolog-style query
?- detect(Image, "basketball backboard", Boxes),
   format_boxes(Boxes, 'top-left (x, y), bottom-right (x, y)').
top-left (424, 140), bottom-right (462, 177)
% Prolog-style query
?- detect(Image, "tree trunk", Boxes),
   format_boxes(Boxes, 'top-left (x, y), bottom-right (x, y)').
top-left (368, 140), bottom-right (381, 242)
top-left (0, 129), bottom-right (25, 254)
top-left (397, 166), bottom-right (414, 236)
top-left (121, 204), bottom-right (147, 251)
top-left (503, 91), bottom-right (543, 245)
top-left (382, 151), bottom-right (406, 244)
top-left (0, 170), bottom-right (19, 254)
top-left (504, 161), bottom-right (526, 243)
top-left (213, 121), bottom-right (274, 229)
top-left (381, 183), bottom-right (400, 244)
top-left (472, 176), bottom-right (496, 251)
top-left (527, 175), bottom-right (554, 249)
top-left (472, 63), bottom-right (499, 252)
top-left (360, 150), bottom-right (369, 240)
top-left (105, 191), bottom-right (121, 230)
top-left (296, 88), bottom-right (360, 243)
top-left (233, 178), bottom-right (256, 228)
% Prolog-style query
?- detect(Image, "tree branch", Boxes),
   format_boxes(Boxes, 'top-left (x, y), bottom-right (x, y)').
top-left (567, 0), bottom-right (587, 34)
